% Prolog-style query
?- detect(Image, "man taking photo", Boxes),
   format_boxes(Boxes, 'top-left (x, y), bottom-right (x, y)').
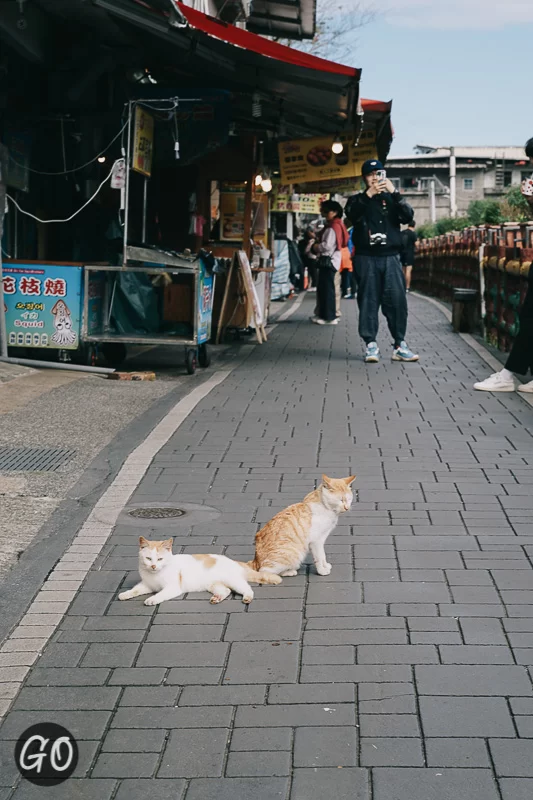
top-left (346, 159), bottom-right (418, 363)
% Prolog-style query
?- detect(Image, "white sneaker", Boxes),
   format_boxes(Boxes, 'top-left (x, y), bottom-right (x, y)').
top-left (518, 379), bottom-right (533, 394)
top-left (316, 318), bottom-right (338, 325)
top-left (310, 316), bottom-right (320, 324)
top-left (474, 372), bottom-right (517, 392)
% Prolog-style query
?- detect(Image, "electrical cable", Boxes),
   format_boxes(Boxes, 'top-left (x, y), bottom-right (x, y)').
top-left (7, 121), bottom-right (129, 176)
top-left (6, 165), bottom-right (114, 224)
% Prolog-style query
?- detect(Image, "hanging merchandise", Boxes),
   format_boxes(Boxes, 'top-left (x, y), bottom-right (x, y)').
top-left (111, 159), bottom-right (126, 189)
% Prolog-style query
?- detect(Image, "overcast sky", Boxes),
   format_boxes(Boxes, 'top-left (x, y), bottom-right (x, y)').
top-left (350, 0), bottom-right (533, 155)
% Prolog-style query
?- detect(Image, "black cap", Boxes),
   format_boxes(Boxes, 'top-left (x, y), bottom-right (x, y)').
top-left (361, 159), bottom-right (384, 176)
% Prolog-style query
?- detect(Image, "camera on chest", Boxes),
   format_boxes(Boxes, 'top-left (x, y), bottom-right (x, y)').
top-left (369, 231), bottom-right (388, 247)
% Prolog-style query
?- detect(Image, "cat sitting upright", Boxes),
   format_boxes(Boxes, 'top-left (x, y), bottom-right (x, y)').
top-left (248, 474), bottom-right (356, 579)
top-left (119, 536), bottom-right (281, 606)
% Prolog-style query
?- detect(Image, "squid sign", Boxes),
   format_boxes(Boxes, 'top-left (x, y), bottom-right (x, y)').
top-left (50, 299), bottom-right (77, 346)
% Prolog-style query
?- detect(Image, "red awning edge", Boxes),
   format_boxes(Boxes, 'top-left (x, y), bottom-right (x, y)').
top-left (175, 1), bottom-right (361, 79)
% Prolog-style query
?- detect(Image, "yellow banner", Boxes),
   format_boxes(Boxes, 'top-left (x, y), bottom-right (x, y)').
top-left (271, 187), bottom-right (328, 214)
top-left (132, 106), bottom-right (154, 177)
top-left (278, 130), bottom-right (377, 185)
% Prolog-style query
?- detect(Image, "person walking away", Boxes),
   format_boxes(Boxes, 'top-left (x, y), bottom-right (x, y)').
top-left (311, 200), bottom-right (349, 326)
top-left (474, 137), bottom-right (533, 394)
top-left (346, 159), bottom-right (419, 363)
top-left (401, 221), bottom-right (417, 292)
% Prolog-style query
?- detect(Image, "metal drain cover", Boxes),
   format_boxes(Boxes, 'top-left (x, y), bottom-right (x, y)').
top-left (128, 507), bottom-right (186, 520)
top-left (0, 446), bottom-right (76, 472)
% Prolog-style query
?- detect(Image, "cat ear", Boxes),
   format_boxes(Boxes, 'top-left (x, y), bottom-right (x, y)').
top-left (139, 536), bottom-right (149, 549)
top-left (161, 538), bottom-right (173, 551)
top-left (345, 475), bottom-right (357, 486)
top-left (322, 474), bottom-right (334, 489)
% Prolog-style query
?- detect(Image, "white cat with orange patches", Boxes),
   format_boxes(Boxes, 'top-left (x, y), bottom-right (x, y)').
top-left (119, 536), bottom-right (281, 606)
top-left (249, 475), bottom-right (356, 579)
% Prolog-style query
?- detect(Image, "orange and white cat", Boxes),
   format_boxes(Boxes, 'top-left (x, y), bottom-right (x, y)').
top-left (249, 475), bottom-right (356, 579)
top-left (119, 536), bottom-right (281, 606)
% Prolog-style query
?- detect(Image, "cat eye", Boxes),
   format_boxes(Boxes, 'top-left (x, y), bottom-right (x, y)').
top-left (157, 557), bottom-right (164, 561)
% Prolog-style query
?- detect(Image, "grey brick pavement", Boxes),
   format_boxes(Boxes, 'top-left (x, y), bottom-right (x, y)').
top-left (2, 293), bottom-right (533, 798)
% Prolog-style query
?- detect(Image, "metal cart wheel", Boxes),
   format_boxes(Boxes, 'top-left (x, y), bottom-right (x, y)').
top-left (198, 343), bottom-right (211, 368)
top-left (185, 349), bottom-right (197, 375)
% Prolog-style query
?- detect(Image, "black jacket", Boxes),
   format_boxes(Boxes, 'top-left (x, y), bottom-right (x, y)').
top-left (345, 190), bottom-right (414, 257)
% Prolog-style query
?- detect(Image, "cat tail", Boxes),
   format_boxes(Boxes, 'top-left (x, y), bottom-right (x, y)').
top-left (241, 562), bottom-right (282, 585)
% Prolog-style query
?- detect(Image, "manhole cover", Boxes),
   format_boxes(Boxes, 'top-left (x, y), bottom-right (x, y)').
top-left (128, 507), bottom-right (186, 520)
top-left (0, 446), bottom-right (76, 472)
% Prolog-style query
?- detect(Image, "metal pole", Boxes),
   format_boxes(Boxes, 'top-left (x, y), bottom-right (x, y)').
top-left (123, 101), bottom-right (133, 267)
top-left (449, 146), bottom-right (457, 217)
top-left (0, 355), bottom-right (115, 374)
top-left (142, 176), bottom-right (147, 243)
top-left (0, 170), bottom-right (8, 358)
top-left (429, 178), bottom-right (436, 223)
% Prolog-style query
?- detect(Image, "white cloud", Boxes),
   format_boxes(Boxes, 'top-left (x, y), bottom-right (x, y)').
top-left (374, 0), bottom-right (533, 29)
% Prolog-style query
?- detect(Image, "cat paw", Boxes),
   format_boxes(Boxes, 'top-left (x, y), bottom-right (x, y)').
top-left (210, 595), bottom-right (224, 604)
top-left (242, 595), bottom-right (253, 604)
top-left (280, 569), bottom-right (298, 577)
top-left (316, 563), bottom-right (332, 576)
top-left (144, 596), bottom-right (159, 606)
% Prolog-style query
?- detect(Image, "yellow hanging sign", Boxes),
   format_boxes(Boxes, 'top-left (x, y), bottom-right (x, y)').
top-left (278, 130), bottom-right (377, 185)
top-left (132, 106), bottom-right (154, 178)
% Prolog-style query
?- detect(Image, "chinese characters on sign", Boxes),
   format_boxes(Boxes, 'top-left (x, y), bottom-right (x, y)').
top-left (278, 130), bottom-right (378, 184)
top-left (2, 265), bottom-right (82, 350)
top-left (132, 106), bottom-right (154, 178)
top-left (271, 187), bottom-right (328, 214)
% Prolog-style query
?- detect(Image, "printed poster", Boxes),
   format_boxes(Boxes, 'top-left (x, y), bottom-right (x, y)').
top-left (132, 106), bottom-right (154, 177)
top-left (220, 182), bottom-right (246, 242)
top-left (197, 259), bottom-right (214, 344)
top-left (2, 264), bottom-right (82, 350)
top-left (271, 186), bottom-right (328, 214)
top-left (278, 129), bottom-right (377, 184)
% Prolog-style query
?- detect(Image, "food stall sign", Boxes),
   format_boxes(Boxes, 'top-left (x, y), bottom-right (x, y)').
top-left (220, 182), bottom-right (246, 242)
top-left (278, 130), bottom-right (377, 184)
top-left (271, 187), bottom-right (328, 214)
top-left (2, 264), bottom-right (82, 350)
top-left (132, 107), bottom-right (154, 177)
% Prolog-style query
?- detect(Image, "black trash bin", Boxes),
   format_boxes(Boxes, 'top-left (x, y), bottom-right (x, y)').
top-left (452, 288), bottom-right (479, 333)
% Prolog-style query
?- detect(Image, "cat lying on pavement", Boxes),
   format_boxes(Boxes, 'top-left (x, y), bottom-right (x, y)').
top-left (119, 536), bottom-right (281, 606)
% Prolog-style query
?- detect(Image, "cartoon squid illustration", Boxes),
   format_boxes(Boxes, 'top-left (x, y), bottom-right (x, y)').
top-left (51, 300), bottom-right (77, 346)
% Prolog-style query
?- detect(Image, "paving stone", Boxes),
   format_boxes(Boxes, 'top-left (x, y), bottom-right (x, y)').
top-left (25, 667), bottom-right (111, 686)
top-left (12, 686), bottom-right (120, 711)
top-left (438, 645), bottom-right (514, 664)
top-left (158, 728), bottom-right (229, 777)
top-left (301, 645), bottom-right (354, 664)
top-left (226, 751), bottom-right (291, 777)
top-left (360, 713), bottom-right (420, 737)
top-left (459, 619), bottom-right (507, 645)
top-left (185, 778), bottom-right (288, 800)
top-left (490, 739), bottom-right (533, 776)
top-left (357, 644), bottom-right (438, 664)
top-left (235, 703), bottom-right (355, 728)
top-left (304, 629), bottom-right (407, 646)
top-left (109, 668), bottom-right (167, 685)
top-left (426, 738), bottom-right (490, 767)
top-left (301, 664), bottom-right (412, 683)
top-left (420, 696), bottom-right (515, 737)
top-left (291, 768), bottom-right (369, 800)
top-left (167, 667), bottom-right (223, 685)
top-left (179, 685), bottom-right (266, 705)
top-left (114, 780), bottom-right (186, 800)
top-left (120, 686), bottom-right (180, 706)
top-left (0, 709), bottom-right (111, 740)
top-left (499, 779), bottom-right (533, 800)
top-left (36, 642), bottom-right (87, 667)
top-left (111, 706), bottom-right (232, 729)
top-left (373, 768), bottom-right (500, 800)
top-left (364, 583), bottom-right (450, 603)
top-left (224, 642), bottom-right (299, 683)
top-left (360, 737), bottom-right (424, 766)
top-left (102, 729), bottom-right (167, 752)
top-left (306, 584), bottom-right (362, 603)
top-left (230, 727), bottom-right (292, 751)
top-left (137, 642), bottom-right (229, 667)
top-left (147, 625), bottom-right (224, 642)
top-left (268, 683), bottom-right (355, 705)
top-left (91, 752), bottom-right (159, 778)
top-left (224, 612), bottom-right (301, 641)
top-left (9, 780), bottom-right (116, 800)
top-left (416, 664), bottom-right (533, 695)
top-left (293, 725), bottom-right (357, 767)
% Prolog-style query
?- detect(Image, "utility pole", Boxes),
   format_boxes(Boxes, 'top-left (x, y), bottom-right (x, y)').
top-left (449, 146), bottom-right (457, 217)
top-left (429, 178), bottom-right (436, 223)
top-left (0, 144), bottom-right (8, 358)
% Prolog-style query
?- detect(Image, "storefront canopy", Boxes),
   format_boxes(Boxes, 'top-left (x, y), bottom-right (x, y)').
top-left (94, 0), bottom-right (363, 137)
top-left (246, 0), bottom-right (316, 39)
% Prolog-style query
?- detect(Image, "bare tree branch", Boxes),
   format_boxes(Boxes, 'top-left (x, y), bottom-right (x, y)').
top-left (274, 0), bottom-right (375, 62)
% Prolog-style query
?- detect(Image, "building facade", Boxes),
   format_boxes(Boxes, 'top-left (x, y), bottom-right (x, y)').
top-left (386, 145), bottom-right (529, 224)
